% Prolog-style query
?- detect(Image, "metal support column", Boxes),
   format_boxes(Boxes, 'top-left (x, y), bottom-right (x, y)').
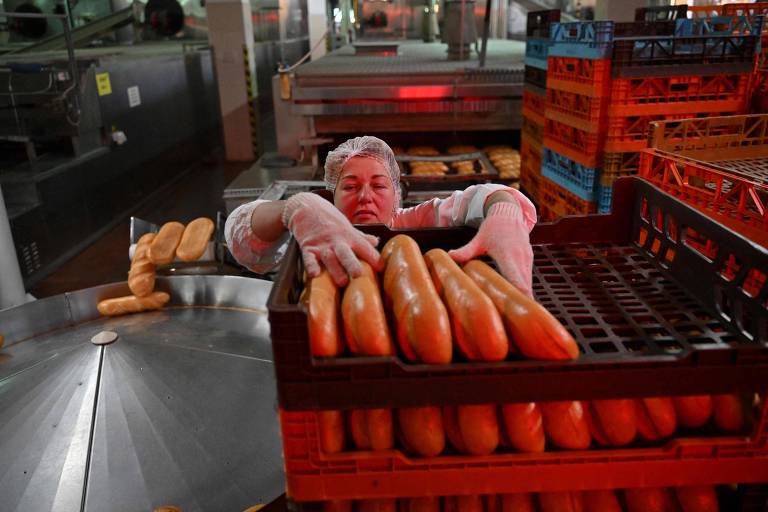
top-left (0, 185), bottom-right (26, 310)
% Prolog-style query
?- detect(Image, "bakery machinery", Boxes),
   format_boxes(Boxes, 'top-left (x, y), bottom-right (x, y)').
top-left (0, 275), bottom-right (284, 511)
top-left (272, 39), bottom-right (525, 167)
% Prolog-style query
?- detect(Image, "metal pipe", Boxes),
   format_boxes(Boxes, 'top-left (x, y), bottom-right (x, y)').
top-left (0, 11), bottom-right (68, 19)
top-left (63, 0), bottom-right (74, 28)
top-left (458, 0), bottom-right (465, 60)
top-left (479, 0), bottom-right (491, 67)
top-left (0, 185), bottom-right (26, 310)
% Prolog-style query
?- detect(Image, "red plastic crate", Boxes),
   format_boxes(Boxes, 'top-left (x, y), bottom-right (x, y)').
top-left (522, 89), bottom-right (546, 126)
top-left (608, 74), bottom-right (752, 117)
top-left (647, 113), bottom-right (768, 162)
top-left (521, 117), bottom-right (543, 151)
top-left (520, 166), bottom-right (541, 202)
top-left (520, 135), bottom-right (542, 201)
top-left (281, 398), bottom-right (768, 501)
top-left (544, 118), bottom-right (604, 168)
top-left (604, 112), bottom-right (738, 153)
top-left (691, 3), bottom-right (768, 25)
top-left (602, 151), bottom-right (640, 187)
top-left (539, 175), bottom-right (597, 219)
top-left (521, 135), bottom-right (542, 174)
top-left (545, 88), bottom-right (608, 133)
top-left (546, 57), bottom-right (611, 98)
top-left (267, 179), bottom-right (768, 411)
top-left (639, 149), bottom-right (768, 247)
top-left (289, 486), bottom-right (768, 512)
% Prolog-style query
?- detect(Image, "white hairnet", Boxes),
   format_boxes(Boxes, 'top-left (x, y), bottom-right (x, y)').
top-left (324, 136), bottom-right (401, 205)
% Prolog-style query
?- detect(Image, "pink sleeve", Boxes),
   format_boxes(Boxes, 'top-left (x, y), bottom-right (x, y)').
top-left (391, 184), bottom-right (537, 230)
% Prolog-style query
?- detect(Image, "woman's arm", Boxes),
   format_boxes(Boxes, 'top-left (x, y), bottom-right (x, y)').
top-left (483, 189), bottom-right (520, 216)
top-left (225, 200), bottom-right (291, 274)
top-left (250, 200), bottom-right (288, 242)
top-left (391, 184), bottom-right (536, 230)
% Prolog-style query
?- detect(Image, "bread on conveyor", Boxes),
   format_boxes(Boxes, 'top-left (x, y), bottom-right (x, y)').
top-left (149, 222), bottom-right (185, 265)
top-left (176, 217), bottom-right (215, 262)
top-left (128, 232), bottom-right (156, 297)
top-left (97, 291), bottom-right (171, 317)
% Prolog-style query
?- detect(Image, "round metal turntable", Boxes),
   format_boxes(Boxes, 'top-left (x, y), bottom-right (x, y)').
top-left (0, 276), bottom-right (283, 512)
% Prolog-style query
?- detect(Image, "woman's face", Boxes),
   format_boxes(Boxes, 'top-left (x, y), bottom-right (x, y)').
top-left (334, 156), bottom-right (397, 225)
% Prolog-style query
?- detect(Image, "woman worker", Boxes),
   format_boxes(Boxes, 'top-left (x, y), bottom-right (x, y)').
top-left (225, 136), bottom-right (537, 296)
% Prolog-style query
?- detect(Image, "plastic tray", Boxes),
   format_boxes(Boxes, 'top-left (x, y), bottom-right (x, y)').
top-left (544, 118), bottom-right (605, 168)
top-left (281, 401), bottom-right (768, 501)
top-left (676, 15), bottom-right (761, 37)
top-left (538, 175), bottom-right (597, 221)
top-left (604, 112), bottom-right (746, 154)
top-left (525, 38), bottom-right (551, 70)
top-left (520, 164), bottom-right (541, 201)
top-left (610, 29), bottom-right (762, 78)
top-left (546, 88), bottom-right (608, 133)
top-left (549, 21), bottom-right (615, 60)
top-left (522, 116), bottom-right (543, 150)
top-left (598, 183), bottom-right (613, 213)
top-left (639, 149), bottom-right (768, 247)
top-left (267, 178), bottom-right (768, 411)
top-left (521, 134), bottom-right (543, 200)
top-left (396, 152), bottom-right (502, 192)
top-left (607, 73), bottom-right (752, 117)
top-left (285, 486), bottom-right (768, 512)
top-left (546, 57), bottom-right (612, 98)
top-left (647, 113), bottom-right (768, 162)
top-left (522, 89), bottom-right (546, 126)
top-left (602, 151), bottom-right (641, 187)
top-left (546, 17), bottom-right (762, 76)
top-left (541, 147), bottom-right (599, 201)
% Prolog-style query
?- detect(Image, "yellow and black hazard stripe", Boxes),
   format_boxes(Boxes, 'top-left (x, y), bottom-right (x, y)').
top-left (243, 44), bottom-right (259, 155)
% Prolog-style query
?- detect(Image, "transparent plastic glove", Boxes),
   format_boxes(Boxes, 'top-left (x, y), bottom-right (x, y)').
top-left (282, 192), bottom-right (382, 286)
top-left (448, 200), bottom-right (534, 297)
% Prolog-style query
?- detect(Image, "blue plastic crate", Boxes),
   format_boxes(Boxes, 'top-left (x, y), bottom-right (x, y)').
top-left (598, 184), bottom-right (612, 214)
top-left (548, 21), bottom-right (615, 60)
top-left (675, 15), bottom-right (763, 37)
top-left (525, 38), bottom-right (551, 70)
top-left (541, 147), bottom-right (599, 202)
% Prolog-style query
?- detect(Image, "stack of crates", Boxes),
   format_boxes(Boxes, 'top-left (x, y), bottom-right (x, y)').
top-left (267, 199), bottom-right (768, 511)
top-left (690, 2), bottom-right (768, 68)
top-left (520, 10), bottom-right (559, 204)
top-left (539, 5), bottom-right (761, 218)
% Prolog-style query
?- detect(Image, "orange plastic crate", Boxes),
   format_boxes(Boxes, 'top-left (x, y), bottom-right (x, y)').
top-left (602, 151), bottom-right (640, 187)
top-left (521, 135), bottom-right (542, 174)
top-left (604, 113), bottom-right (741, 153)
top-left (522, 117), bottom-right (543, 151)
top-left (280, 403), bottom-right (768, 502)
top-left (522, 89), bottom-right (546, 126)
top-left (608, 74), bottom-right (752, 117)
top-left (520, 166), bottom-right (541, 202)
top-left (544, 118), bottom-right (604, 168)
top-left (546, 88), bottom-right (608, 133)
top-left (639, 149), bottom-right (768, 246)
top-left (546, 57), bottom-right (611, 98)
top-left (539, 175), bottom-right (597, 219)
